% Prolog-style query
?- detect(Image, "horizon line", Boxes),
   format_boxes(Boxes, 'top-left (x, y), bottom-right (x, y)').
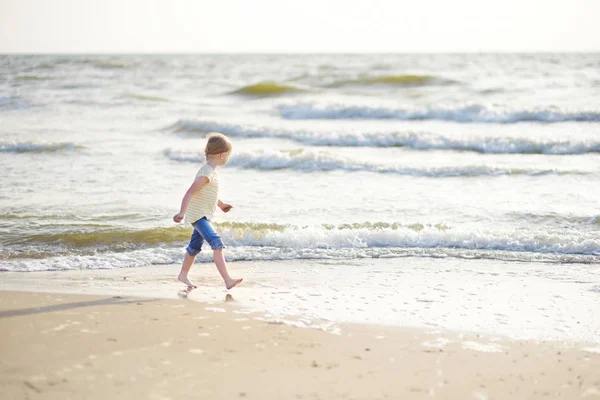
top-left (1, 50), bottom-right (599, 55)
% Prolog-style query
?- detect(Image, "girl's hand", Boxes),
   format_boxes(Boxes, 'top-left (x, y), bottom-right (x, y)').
top-left (173, 213), bottom-right (184, 223)
top-left (219, 203), bottom-right (233, 213)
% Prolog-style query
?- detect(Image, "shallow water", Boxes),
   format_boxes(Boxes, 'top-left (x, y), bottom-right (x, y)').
top-left (0, 54), bottom-right (600, 271)
top-left (1, 54), bottom-right (599, 272)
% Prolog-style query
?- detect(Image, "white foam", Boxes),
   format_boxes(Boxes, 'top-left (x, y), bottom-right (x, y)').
top-left (164, 148), bottom-right (580, 176)
top-left (461, 341), bottom-right (506, 353)
top-left (168, 119), bottom-right (600, 154)
top-left (422, 337), bottom-right (452, 348)
top-left (0, 247), bottom-right (182, 272)
top-left (217, 221), bottom-right (600, 257)
top-left (2, 256), bottom-right (598, 344)
top-left (278, 102), bottom-right (600, 123)
top-left (582, 388), bottom-right (600, 398)
top-left (583, 347), bottom-right (600, 354)
top-left (0, 141), bottom-right (80, 153)
top-left (204, 307), bottom-right (226, 313)
top-left (1, 222), bottom-right (599, 271)
top-left (473, 392), bottom-right (489, 400)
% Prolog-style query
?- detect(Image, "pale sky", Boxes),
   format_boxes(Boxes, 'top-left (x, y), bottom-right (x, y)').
top-left (1, 0), bottom-right (598, 53)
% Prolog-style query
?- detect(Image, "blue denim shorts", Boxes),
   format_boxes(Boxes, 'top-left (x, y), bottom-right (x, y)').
top-left (185, 217), bottom-right (225, 256)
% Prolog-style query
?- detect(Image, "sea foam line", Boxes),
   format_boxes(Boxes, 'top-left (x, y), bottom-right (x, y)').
top-left (168, 120), bottom-right (600, 154)
top-left (2, 223), bottom-right (599, 271)
top-left (278, 102), bottom-right (600, 123)
top-left (0, 141), bottom-right (82, 153)
top-left (164, 148), bottom-right (582, 177)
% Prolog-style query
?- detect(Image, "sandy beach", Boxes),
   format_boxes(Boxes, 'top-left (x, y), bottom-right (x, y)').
top-left (1, 289), bottom-right (599, 400)
top-left (1, 53), bottom-right (599, 399)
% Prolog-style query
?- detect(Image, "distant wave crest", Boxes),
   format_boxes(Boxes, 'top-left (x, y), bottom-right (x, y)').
top-left (279, 102), bottom-right (600, 123)
top-left (124, 93), bottom-right (169, 102)
top-left (0, 96), bottom-right (33, 111)
top-left (329, 74), bottom-right (453, 87)
top-left (229, 75), bottom-right (446, 96)
top-left (16, 75), bottom-right (51, 81)
top-left (0, 141), bottom-right (82, 153)
top-left (168, 119), bottom-right (600, 155)
top-left (231, 81), bottom-right (306, 96)
top-left (164, 148), bottom-right (582, 177)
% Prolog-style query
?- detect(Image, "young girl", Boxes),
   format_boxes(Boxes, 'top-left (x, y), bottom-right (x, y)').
top-left (173, 132), bottom-right (243, 290)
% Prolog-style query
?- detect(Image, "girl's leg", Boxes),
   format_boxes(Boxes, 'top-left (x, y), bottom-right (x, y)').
top-left (213, 248), bottom-right (242, 290)
top-left (195, 218), bottom-right (242, 289)
top-left (179, 226), bottom-right (203, 288)
top-left (178, 252), bottom-right (197, 288)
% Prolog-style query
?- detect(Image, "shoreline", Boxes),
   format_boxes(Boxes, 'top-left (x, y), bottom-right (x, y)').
top-left (1, 258), bottom-right (599, 344)
top-left (1, 290), bottom-right (599, 399)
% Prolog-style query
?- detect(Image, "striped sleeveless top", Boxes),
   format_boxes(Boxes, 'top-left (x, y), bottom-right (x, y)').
top-left (184, 163), bottom-right (219, 224)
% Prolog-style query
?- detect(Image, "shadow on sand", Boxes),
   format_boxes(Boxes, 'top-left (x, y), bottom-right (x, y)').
top-left (0, 296), bottom-right (157, 319)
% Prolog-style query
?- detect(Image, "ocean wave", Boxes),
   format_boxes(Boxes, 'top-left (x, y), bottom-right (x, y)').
top-left (164, 148), bottom-right (582, 177)
top-left (167, 119), bottom-right (600, 154)
top-left (2, 222), bottom-right (598, 271)
top-left (37, 63), bottom-right (56, 69)
top-left (124, 93), bottom-right (169, 102)
top-left (0, 248), bottom-right (181, 271)
top-left (230, 75), bottom-right (452, 95)
top-left (7, 221), bottom-right (597, 254)
top-left (0, 96), bottom-right (32, 111)
top-left (508, 212), bottom-right (600, 227)
top-left (3, 226), bottom-right (192, 248)
top-left (0, 141), bottom-right (82, 153)
top-left (231, 82), bottom-right (306, 96)
top-left (16, 75), bottom-right (51, 81)
top-left (0, 222), bottom-right (445, 255)
top-left (33, 57), bottom-right (134, 70)
top-left (3, 246), bottom-right (599, 272)
top-left (329, 74), bottom-right (453, 87)
top-left (278, 102), bottom-right (600, 123)
top-left (181, 223), bottom-right (600, 256)
top-left (93, 60), bottom-right (132, 69)
top-left (0, 212), bottom-right (153, 222)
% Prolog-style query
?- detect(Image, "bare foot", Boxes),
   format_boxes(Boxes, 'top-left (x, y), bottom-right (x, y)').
top-left (178, 273), bottom-right (197, 289)
top-left (225, 278), bottom-right (243, 290)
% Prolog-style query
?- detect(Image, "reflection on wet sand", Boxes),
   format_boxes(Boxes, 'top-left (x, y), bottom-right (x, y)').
top-left (177, 286), bottom-right (195, 299)
top-left (177, 288), bottom-right (234, 304)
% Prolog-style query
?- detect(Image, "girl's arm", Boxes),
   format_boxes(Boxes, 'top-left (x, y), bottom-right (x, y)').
top-left (173, 177), bottom-right (209, 222)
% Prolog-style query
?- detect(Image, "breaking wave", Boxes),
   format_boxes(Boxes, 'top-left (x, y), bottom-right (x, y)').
top-left (231, 81), bottom-right (306, 96)
top-left (16, 75), bottom-right (51, 81)
top-left (329, 74), bottom-right (453, 87)
top-left (124, 93), bottom-right (169, 102)
top-left (278, 102), bottom-right (600, 123)
top-left (164, 148), bottom-right (584, 177)
top-left (0, 141), bottom-right (82, 153)
top-left (167, 119), bottom-right (600, 154)
top-left (2, 221), bottom-right (598, 271)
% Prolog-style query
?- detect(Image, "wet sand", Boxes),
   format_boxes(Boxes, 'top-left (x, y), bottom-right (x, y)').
top-left (1, 290), bottom-right (599, 399)
top-left (2, 259), bottom-right (598, 344)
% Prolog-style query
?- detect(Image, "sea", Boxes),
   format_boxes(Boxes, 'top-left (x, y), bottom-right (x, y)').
top-left (1, 53), bottom-right (599, 342)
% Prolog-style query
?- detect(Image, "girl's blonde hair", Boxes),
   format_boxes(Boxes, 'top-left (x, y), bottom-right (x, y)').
top-left (205, 132), bottom-right (232, 158)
